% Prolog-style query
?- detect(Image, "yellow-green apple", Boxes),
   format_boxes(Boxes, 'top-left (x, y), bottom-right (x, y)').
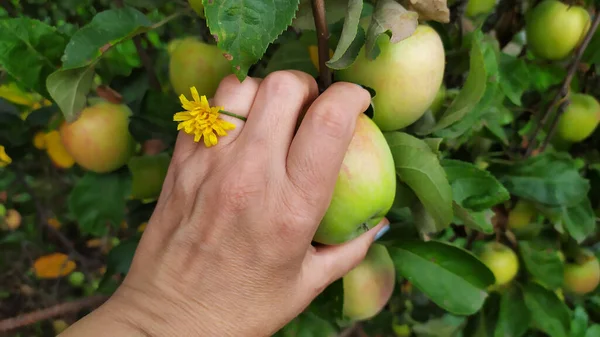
top-left (188, 0), bottom-right (205, 18)
top-left (466, 0), bottom-right (497, 17)
top-left (128, 153), bottom-right (171, 200)
top-left (563, 251), bottom-right (600, 295)
top-left (477, 242), bottom-right (519, 288)
top-left (525, 0), bottom-right (590, 61)
top-left (60, 100), bottom-right (136, 173)
top-left (507, 199), bottom-right (537, 231)
top-left (336, 25), bottom-right (446, 131)
top-left (169, 37), bottom-right (232, 97)
top-left (555, 93), bottom-right (600, 143)
top-left (343, 243), bottom-right (396, 321)
top-left (312, 114), bottom-right (396, 245)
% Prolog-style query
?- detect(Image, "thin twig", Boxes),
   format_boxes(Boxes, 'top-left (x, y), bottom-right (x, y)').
top-left (311, 0), bottom-right (332, 91)
top-left (525, 13), bottom-right (600, 157)
top-left (133, 36), bottom-right (161, 91)
top-left (0, 295), bottom-right (108, 333)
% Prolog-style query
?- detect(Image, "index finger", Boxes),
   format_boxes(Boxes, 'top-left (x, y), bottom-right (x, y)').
top-left (285, 82), bottom-right (371, 214)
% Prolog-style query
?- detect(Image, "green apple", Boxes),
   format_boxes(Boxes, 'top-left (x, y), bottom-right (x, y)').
top-left (343, 244), bottom-right (396, 321)
top-left (507, 199), bottom-right (537, 231)
top-left (466, 0), bottom-right (497, 17)
top-left (336, 25), bottom-right (446, 131)
top-left (128, 153), bottom-right (171, 200)
top-left (169, 37), bottom-right (233, 97)
top-left (312, 114), bottom-right (396, 245)
top-left (477, 242), bottom-right (519, 288)
top-left (188, 0), bottom-right (205, 18)
top-left (555, 93), bottom-right (600, 143)
top-left (525, 0), bottom-right (590, 61)
top-left (563, 251), bottom-right (600, 295)
top-left (60, 100), bottom-right (136, 174)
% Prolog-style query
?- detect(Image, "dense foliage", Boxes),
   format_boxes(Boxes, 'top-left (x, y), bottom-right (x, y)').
top-left (1, 0), bottom-right (600, 336)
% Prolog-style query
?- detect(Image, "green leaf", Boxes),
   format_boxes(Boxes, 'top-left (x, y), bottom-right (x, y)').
top-left (68, 171), bottom-right (132, 236)
top-left (389, 240), bottom-right (495, 315)
top-left (0, 18), bottom-right (68, 98)
top-left (61, 7), bottom-right (153, 70)
top-left (528, 63), bottom-right (566, 92)
top-left (99, 237), bottom-right (140, 294)
top-left (325, 0), bottom-right (364, 69)
top-left (585, 325), bottom-right (600, 337)
top-left (498, 152), bottom-right (590, 207)
top-left (453, 203), bottom-right (495, 234)
top-left (523, 282), bottom-right (570, 337)
top-left (419, 30), bottom-right (487, 135)
top-left (519, 241), bottom-right (564, 289)
top-left (385, 132), bottom-right (453, 232)
top-left (570, 306), bottom-right (588, 337)
top-left (364, 0), bottom-right (418, 60)
top-left (274, 311), bottom-right (337, 337)
top-left (204, 0), bottom-right (301, 81)
top-left (551, 198), bottom-right (596, 243)
top-left (442, 159), bottom-right (509, 212)
top-left (494, 286), bottom-right (530, 337)
top-left (46, 66), bottom-right (95, 122)
top-left (499, 53), bottom-right (530, 106)
top-left (47, 7), bottom-right (155, 122)
top-left (411, 314), bottom-right (466, 337)
top-left (257, 40), bottom-right (318, 78)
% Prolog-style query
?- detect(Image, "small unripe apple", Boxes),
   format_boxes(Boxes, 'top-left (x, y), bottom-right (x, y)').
top-left (507, 199), bottom-right (537, 231)
top-left (343, 243), bottom-right (396, 321)
top-left (60, 100), bottom-right (136, 173)
top-left (563, 251), bottom-right (600, 295)
top-left (169, 37), bottom-right (233, 98)
top-left (477, 242), bottom-right (519, 288)
top-left (336, 25), bottom-right (446, 131)
top-left (555, 93), bottom-right (600, 143)
top-left (68, 271), bottom-right (85, 287)
top-left (465, 0), bottom-right (497, 17)
top-left (128, 153), bottom-right (171, 200)
top-left (525, 0), bottom-right (590, 61)
top-left (0, 204), bottom-right (6, 217)
top-left (312, 114), bottom-right (396, 245)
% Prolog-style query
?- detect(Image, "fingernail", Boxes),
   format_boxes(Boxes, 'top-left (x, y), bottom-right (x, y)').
top-left (375, 224), bottom-right (390, 241)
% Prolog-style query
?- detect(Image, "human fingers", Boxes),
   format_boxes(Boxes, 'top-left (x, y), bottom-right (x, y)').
top-left (285, 82), bottom-right (371, 217)
top-left (305, 218), bottom-right (389, 288)
top-left (237, 71), bottom-right (319, 162)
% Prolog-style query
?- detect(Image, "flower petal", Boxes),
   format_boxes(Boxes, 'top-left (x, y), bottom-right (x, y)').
top-left (190, 86), bottom-right (201, 103)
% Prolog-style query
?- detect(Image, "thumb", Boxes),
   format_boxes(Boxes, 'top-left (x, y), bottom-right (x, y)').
top-left (307, 218), bottom-right (390, 289)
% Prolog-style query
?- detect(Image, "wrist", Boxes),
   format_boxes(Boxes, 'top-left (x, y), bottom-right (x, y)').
top-left (102, 281), bottom-right (232, 337)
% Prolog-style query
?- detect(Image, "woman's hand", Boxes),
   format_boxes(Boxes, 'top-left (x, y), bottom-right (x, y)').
top-left (61, 70), bottom-right (388, 337)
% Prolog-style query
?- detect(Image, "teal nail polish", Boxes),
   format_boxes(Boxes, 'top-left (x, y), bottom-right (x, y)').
top-left (375, 224), bottom-right (390, 241)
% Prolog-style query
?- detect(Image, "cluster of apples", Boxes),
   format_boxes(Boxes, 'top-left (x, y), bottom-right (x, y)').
top-left (473, 199), bottom-right (600, 297)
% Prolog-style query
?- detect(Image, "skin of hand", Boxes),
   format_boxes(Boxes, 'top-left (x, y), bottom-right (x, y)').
top-left (59, 70), bottom-right (389, 337)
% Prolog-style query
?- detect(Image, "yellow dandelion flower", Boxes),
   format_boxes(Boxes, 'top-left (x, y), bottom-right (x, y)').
top-left (0, 146), bottom-right (12, 167)
top-left (173, 86), bottom-right (237, 147)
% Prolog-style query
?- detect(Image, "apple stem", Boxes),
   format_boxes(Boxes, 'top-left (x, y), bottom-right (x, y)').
top-left (310, 0), bottom-right (332, 91)
top-left (525, 13), bottom-right (600, 157)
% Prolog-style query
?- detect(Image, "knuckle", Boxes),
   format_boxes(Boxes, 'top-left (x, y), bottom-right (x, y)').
top-left (218, 74), bottom-right (244, 91)
top-left (262, 71), bottom-right (306, 96)
top-left (217, 162), bottom-right (265, 213)
top-left (311, 103), bottom-right (350, 138)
